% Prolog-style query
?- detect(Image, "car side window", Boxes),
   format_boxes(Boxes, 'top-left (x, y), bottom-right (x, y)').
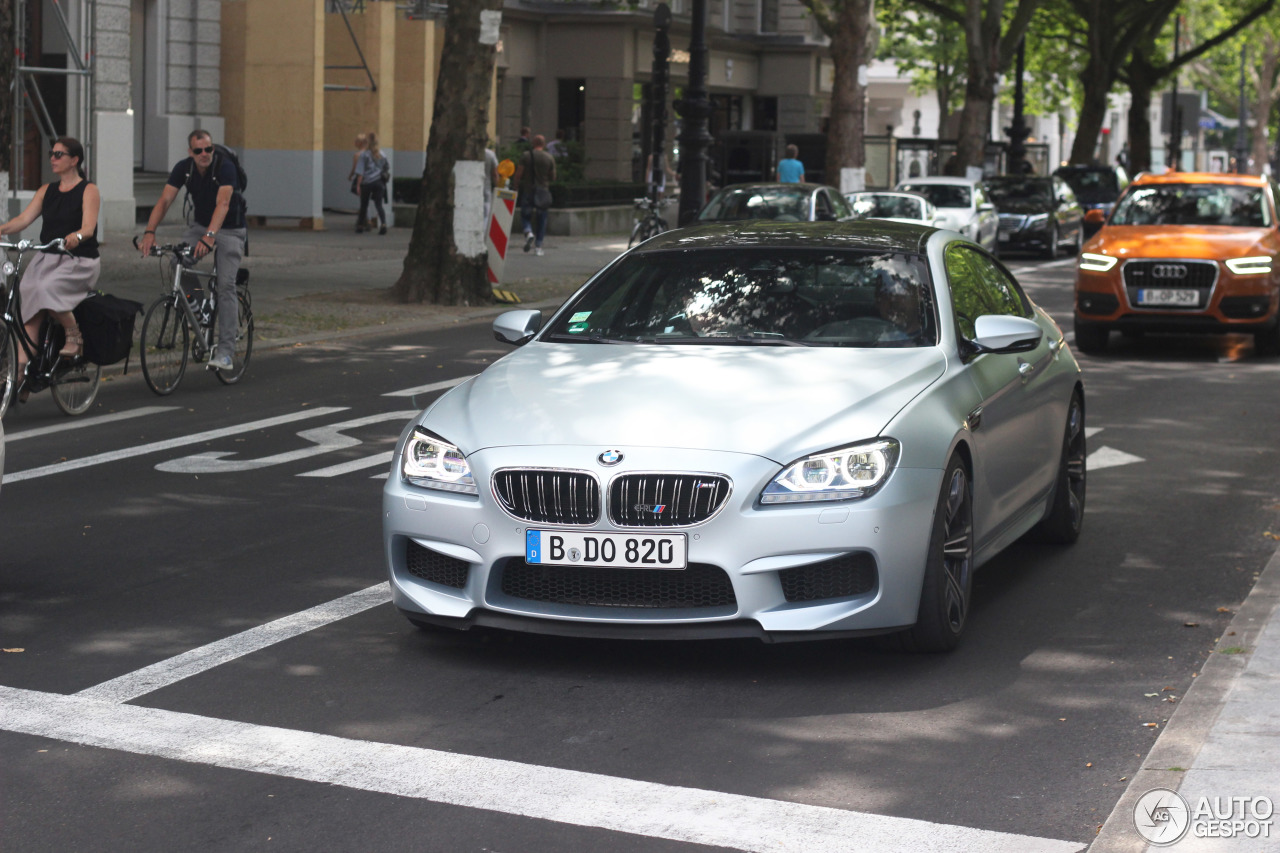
top-left (1059, 182), bottom-right (1078, 207)
top-left (945, 244), bottom-right (1032, 340)
top-left (815, 191), bottom-right (834, 219)
top-left (973, 186), bottom-right (986, 209)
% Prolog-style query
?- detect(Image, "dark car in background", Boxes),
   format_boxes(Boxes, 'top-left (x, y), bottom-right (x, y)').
top-left (1054, 165), bottom-right (1129, 235)
top-left (697, 183), bottom-right (855, 223)
top-left (987, 175), bottom-right (1085, 259)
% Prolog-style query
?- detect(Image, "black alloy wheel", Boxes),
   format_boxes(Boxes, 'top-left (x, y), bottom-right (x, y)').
top-left (1031, 392), bottom-right (1086, 544)
top-left (1045, 223), bottom-right (1060, 260)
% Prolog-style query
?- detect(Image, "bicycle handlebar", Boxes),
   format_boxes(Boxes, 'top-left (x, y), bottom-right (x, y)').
top-left (133, 234), bottom-right (193, 258)
top-left (0, 237), bottom-right (67, 253)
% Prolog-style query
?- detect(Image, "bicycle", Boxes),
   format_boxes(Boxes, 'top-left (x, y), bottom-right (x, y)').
top-left (0, 238), bottom-right (102, 419)
top-left (629, 196), bottom-right (669, 248)
top-left (137, 239), bottom-right (254, 395)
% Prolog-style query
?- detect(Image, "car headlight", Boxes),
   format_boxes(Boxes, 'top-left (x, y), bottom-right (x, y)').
top-left (761, 439), bottom-right (900, 504)
top-left (1225, 256), bottom-right (1272, 275)
top-left (1079, 252), bottom-right (1117, 272)
top-left (1024, 213), bottom-right (1050, 232)
top-left (401, 429), bottom-right (477, 494)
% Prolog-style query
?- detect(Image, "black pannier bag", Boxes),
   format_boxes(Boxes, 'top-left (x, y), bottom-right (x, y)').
top-left (73, 291), bottom-right (143, 369)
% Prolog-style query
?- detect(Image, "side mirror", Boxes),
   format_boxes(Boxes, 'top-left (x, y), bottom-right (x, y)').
top-left (1084, 209), bottom-right (1107, 225)
top-left (493, 309), bottom-right (543, 346)
top-left (971, 314), bottom-right (1043, 354)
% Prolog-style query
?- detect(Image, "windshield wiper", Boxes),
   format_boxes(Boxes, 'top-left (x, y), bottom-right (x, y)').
top-left (629, 334), bottom-right (811, 347)
top-left (543, 332), bottom-right (630, 344)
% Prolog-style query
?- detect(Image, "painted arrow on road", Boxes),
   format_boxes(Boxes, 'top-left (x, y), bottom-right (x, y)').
top-left (1085, 427), bottom-right (1145, 471)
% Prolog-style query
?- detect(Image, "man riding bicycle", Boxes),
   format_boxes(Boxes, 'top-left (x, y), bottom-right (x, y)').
top-left (139, 130), bottom-right (246, 372)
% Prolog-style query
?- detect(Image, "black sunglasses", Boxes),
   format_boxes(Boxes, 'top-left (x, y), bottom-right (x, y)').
top-left (192, 145), bottom-right (215, 155)
top-left (49, 150), bottom-right (69, 160)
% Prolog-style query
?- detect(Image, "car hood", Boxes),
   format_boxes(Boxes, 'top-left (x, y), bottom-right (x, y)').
top-left (423, 343), bottom-right (948, 463)
top-left (1087, 225), bottom-right (1273, 259)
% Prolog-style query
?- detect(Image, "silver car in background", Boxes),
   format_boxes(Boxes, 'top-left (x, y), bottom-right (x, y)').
top-left (896, 176), bottom-right (1000, 253)
top-left (384, 222), bottom-right (1085, 651)
top-left (846, 191), bottom-right (942, 227)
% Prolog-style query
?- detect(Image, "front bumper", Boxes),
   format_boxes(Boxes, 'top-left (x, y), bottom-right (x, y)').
top-left (383, 444), bottom-right (943, 641)
top-left (1075, 264), bottom-right (1279, 333)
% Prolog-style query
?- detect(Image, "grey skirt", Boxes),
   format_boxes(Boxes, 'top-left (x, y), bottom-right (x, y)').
top-left (19, 251), bottom-right (100, 323)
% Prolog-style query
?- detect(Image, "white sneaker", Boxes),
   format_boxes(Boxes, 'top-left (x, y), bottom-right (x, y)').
top-left (207, 353), bottom-right (234, 371)
top-left (535, 247), bottom-right (544, 256)
top-left (523, 233), bottom-right (534, 252)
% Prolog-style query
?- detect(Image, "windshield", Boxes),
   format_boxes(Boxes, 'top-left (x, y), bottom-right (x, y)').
top-left (1110, 183), bottom-right (1270, 227)
top-left (850, 194), bottom-right (925, 220)
top-left (1056, 169), bottom-right (1119, 204)
top-left (543, 248), bottom-right (936, 348)
top-left (898, 183), bottom-right (971, 209)
top-left (698, 187), bottom-right (811, 221)
top-left (986, 178), bottom-right (1053, 205)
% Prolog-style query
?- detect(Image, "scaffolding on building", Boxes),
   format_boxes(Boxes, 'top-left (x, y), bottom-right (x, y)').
top-left (11, 0), bottom-right (96, 196)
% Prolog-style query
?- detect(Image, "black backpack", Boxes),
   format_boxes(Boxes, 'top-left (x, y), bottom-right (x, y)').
top-left (183, 145), bottom-right (249, 226)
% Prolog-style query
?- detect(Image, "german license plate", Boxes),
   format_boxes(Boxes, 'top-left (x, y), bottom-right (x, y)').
top-left (1137, 288), bottom-right (1198, 306)
top-left (525, 530), bottom-right (687, 570)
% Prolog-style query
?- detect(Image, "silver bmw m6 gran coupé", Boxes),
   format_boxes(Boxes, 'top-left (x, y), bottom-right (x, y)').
top-left (383, 221), bottom-right (1085, 651)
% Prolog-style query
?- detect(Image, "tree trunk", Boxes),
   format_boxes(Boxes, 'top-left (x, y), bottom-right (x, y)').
top-left (1250, 39), bottom-right (1280, 176)
top-left (0, 0), bottom-right (12, 177)
top-left (1126, 68), bottom-right (1156, 173)
top-left (393, 0), bottom-right (503, 305)
top-left (954, 58), bottom-right (995, 173)
top-left (823, 0), bottom-right (873, 184)
top-left (1069, 57), bottom-right (1113, 164)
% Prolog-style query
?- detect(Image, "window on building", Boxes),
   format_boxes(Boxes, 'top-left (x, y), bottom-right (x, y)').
top-left (558, 78), bottom-right (587, 143)
top-left (760, 0), bottom-right (778, 33)
top-left (521, 77), bottom-right (534, 130)
top-left (753, 96), bottom-right (778, 131)
top-left (711, 94), bottom-right (743, 136)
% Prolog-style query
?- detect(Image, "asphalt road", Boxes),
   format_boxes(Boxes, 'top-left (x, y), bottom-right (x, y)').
top-left (2, 254), bottom-right (1279, 852)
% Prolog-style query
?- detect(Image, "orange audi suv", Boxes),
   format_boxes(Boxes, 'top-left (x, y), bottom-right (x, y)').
top-left (1073, 172), bottom-right (1280, 354)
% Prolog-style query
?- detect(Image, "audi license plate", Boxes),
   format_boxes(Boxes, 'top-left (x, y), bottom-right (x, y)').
top-left (526, 530), bottom-right (687, 570)
top-left (1137, 288), bottom-right (1199, 307)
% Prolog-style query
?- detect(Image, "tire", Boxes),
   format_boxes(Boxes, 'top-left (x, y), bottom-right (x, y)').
top-left (51, 361), bottom-right (101, 416)
top-left (1073, 321), bottom-right (1109, 354)
top-left (140, 295), bottom-right (190, 396)
top-left (629, 218), bottom-right (653, 249)
top-left (1044, 224), bottom-right (1059, 260)
top-left (899, 457), bottom-right (974, 653)
top-left (1254, 319), bottom-right (1280, 356)
top-left (213, 291), bottom-right (254, 385)
top-left (1030, 392), bottom-right (1086, 544)
top-left (0, 326), bottom-right (16, 420)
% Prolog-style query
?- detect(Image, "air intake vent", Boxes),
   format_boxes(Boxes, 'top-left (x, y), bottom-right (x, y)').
top-left (608, 473), bottom-right (731, 527)
top-left (493, 469), bottom-right (600, 525)
top-left (779, 553), bottom-right (877, 603)
top-left (406, 540), bottom-right (470, 589)
top-left (500, 559), bottom-right (736, 609)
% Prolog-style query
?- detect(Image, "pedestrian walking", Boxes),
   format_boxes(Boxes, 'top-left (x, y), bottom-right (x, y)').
top-left (777, 144), bottom-right (805, 183)
top-left (513, 134), bottom-right (556, 256)
top-left (0, 136), bottom-right (100, 397)
top-left (139, 129), bottom-right (247, 372)
top-left (514, 126), bottom-right (533, 153)
top-left (547, 129), bottom-right (568, 158)
top-left (354, 132), bottom-right (389, 235)
top-left (348, 133), bottom-right (368, 229)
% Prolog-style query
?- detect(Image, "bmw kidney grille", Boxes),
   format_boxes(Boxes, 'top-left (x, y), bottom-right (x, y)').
top-left (608, 473), bottom-right (731, 527)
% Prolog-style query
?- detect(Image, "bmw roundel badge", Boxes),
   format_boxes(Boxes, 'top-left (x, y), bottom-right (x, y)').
top-left (598, 449), bottom-right (624, 466)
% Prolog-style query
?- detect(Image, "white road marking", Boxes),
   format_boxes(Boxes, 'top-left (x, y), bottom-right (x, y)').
top-left (76, 584), bottom-right (392, 704)
top-left (0, 685), bottom-right (1083, 853)
top-left (1085, 427), bottom-right (1103, 438)
top-left (298, 450), bottom-right (394, 478)
top-left (155, 411), bottom-right (415, 474)
top-left (5, 406), bottom-right (181, 442)
top-left (1088, 446), bottom-right (1145, 471)
top-left (5, 407), bottom-right (349, 484)
top-left (383, 375), bottom-right (474, 398)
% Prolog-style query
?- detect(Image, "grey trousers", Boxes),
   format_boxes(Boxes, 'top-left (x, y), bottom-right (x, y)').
top-left (183, 224), bottom-right (246, 359)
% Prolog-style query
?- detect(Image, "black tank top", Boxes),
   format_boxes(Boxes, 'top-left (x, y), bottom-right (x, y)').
top-left (40, 180), bottom-right (99, 259)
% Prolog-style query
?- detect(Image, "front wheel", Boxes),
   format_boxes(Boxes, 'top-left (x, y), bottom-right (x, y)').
top-left (0, 326), bottom-right (16, 419)
top-left (213, 291), bottom-right (254, 385)
top-left (141, 295), bottom-right (190, 396)
top-left (898, 457), bottom-right (974, 653)
top-left (1073, 321), bottom-right (1109, 355)
top-left (51, 361), bottom-right (101, 416)
top-left (1030, 392), bottom-right (1086, 543)
top-left (1043, 224), bottom-right (1060, 260)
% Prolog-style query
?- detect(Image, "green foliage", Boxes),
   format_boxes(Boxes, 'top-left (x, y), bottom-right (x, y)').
top-left (878, 0), bottom-right (967, 119)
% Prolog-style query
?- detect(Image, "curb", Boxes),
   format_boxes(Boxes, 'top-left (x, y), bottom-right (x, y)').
top-left (1088, 543), bottom-right (1280, 851)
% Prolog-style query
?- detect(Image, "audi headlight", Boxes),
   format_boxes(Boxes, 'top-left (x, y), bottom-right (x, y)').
top-left (1225, 256), bottom-right (1272, 276)
top-left (761, 439), bottom-right (900, 504)
top-left (1079, 252), bottom-right (1117, 272)
top-left (401, 429), bottom-right (477, 494)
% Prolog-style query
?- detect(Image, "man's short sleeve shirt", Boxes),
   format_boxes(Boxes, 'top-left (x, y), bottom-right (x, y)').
top-left (167, 155), bottom-right (244, 229)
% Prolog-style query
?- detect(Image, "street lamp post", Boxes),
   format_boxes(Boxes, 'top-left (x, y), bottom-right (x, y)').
top-left (1005, 36), bottom-right (1030, 174)
top-left (1170, 15), bottom-right (1182, 170)
top-left (676, 0), bottom-right (712, 226)
top-left (1236, 45), bottom-right (1249, 174)
top-left (650, 4), bottom-right (671, 202)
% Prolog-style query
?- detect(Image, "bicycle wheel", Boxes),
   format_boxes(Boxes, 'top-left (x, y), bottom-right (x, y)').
top-left (140, 295), bottom-right (190, 396)
top-left (0, 325), bottom-right (16, 419)
top-left (214, 291), bottom-right (254, 386)
top-left (629, 218), bottom-right (653, 249)
top-left (51, 361), bottom-right (101, 416)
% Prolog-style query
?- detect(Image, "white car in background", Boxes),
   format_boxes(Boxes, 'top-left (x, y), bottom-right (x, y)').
top-left (846, 191), bottom-right (942, 227)
top-left (895, 176), bottom-right (1000, 252)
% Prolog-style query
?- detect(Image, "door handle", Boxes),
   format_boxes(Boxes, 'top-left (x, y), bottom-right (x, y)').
top-left (1018, 361), bottom-right (1035, 376)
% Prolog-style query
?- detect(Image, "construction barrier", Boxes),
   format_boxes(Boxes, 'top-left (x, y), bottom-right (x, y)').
top-left (486, 187), bottom-right (520, 303)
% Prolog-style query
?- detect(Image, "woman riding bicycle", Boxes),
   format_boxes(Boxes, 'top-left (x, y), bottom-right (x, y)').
top-left (0, 136), bottom-right (100, 401)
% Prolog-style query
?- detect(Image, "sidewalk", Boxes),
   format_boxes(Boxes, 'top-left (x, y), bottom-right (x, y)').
top-left (99, 211), bottom-right (631, 346)
top-left (1090, 544), bottom-right (1280, 851)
